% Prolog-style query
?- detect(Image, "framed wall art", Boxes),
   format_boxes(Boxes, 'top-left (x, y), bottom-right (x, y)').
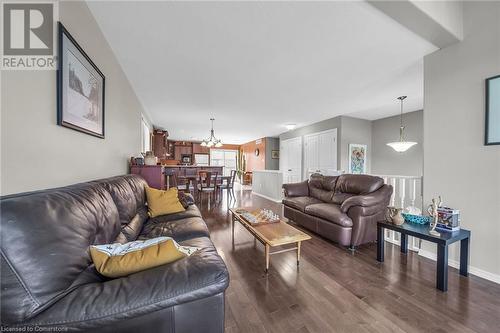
top-left (57, 22), bottom-right (105, 138)
top-left (485, 75), bottom-right (500, 145)
top-left (348, 143), bottom-right (367, 174)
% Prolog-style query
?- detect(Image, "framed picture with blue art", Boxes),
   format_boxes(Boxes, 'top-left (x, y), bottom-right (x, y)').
top-left (485, 75), bottom-right (500, 145)
top-left (348, 143), bottom-right (367, 174)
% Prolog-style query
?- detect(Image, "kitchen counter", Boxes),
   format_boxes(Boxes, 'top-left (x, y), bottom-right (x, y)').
top-left (163, 165), bottom-right (217, 168)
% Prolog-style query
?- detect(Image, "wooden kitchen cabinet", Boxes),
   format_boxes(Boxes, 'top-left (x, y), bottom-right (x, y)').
top-left (152, 130), bottom-right (169, 159)
top-left (193, 143), bottom-right (210, 154)
top-left (173, 142), bottom-right (193, 159)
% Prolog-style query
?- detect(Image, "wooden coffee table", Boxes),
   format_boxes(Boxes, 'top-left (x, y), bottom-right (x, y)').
top-left (230, 207), bottom-right (311, 272)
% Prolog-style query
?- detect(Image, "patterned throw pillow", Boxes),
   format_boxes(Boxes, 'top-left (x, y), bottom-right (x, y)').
top-left (90, 237), bottom-right (199, 278)
top-left (178, 191), bottom-right (195, 209)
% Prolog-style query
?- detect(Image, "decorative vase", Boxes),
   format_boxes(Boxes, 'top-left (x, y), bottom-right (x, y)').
top-left (144, 151), bottom-right (157, 166)
top-left (386, 207), bottom-right (404, 225)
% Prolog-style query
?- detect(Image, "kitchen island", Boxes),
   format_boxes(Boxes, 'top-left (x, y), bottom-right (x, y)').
top-left (163, 165), bottom-right (223, 176)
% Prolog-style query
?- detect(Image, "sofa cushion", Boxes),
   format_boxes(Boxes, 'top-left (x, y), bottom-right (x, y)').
top-left (335, 174), bottom-right (384, 195)
top-left (282, 196), bottom-right (322, 212)
top-left (0, 182), bottom-right (121, 323)
top-left (147, 204), bottom-right (202, 222)
top-left (20, 237), bottom-right (229, 330)
top-left (139, 214), bottom-right (210, 242)
top-left (308, 174), bottom-right (337, 202)
top-left (305, 203), bottom-right (353, 227)
top-left (331, 192), bottom-right (355, 205)
top-left (100, 175), bottom-right (149, 242)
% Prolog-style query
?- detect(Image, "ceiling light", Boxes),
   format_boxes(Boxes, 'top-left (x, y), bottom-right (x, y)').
top-left (201, 118), bottom-right (222, 148)
top-left (386, 96), bottom-right (417, 153)
top-left (285, 124), bottom-right (296, 131)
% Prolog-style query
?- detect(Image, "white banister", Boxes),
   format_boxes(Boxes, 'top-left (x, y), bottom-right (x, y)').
top-left (399, 178), bottom-right (406, 210)
top-left (389, 178), bottom-right (396, 207)
top-left (372, 174), bottom-right (423, 252)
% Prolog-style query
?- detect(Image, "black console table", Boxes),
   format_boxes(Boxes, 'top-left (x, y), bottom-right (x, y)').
top-left (377, 221), bottom-right (470, 292)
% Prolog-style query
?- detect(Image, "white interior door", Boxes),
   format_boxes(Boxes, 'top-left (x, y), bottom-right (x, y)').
top-left (318, 129), bottom-right (337, 172)
top-left (280, 137), bottom-right (302, 184)
top-left (304, 134), bottom-right (319, 179)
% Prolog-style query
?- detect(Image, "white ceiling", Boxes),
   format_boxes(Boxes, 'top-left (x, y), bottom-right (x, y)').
top-left (87, 1), bottom-right (437, 144)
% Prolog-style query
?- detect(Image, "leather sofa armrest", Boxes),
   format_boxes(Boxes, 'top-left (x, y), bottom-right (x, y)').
top-left (282, 181), bottom-right (309, 197)
top-left (340, 184), bottom-right (393, 213)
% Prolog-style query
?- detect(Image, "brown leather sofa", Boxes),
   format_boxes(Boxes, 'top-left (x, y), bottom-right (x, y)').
top-left (0, 175), bottom-right (228, 332)
top-left (282, 174), bottom-right (392, 248)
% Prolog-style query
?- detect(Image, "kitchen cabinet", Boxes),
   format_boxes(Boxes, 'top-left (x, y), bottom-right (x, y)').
top-left (152, 130), bottom-right (169, 159)
top-left (174, 144), bottom-right (192, 159)
top-left (193, 143), bottom-right (210, 154)
top-left (130, 165), bottom-right (165, 190)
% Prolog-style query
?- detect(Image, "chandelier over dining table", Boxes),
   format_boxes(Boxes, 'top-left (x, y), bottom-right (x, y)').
top-left (200, 118), bottom-right (223, 148)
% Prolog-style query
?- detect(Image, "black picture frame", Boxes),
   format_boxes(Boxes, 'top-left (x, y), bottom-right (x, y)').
top-left (57, 22), bottom-right (105, 139)
top-left (485, 74), bottom-right (500, 145)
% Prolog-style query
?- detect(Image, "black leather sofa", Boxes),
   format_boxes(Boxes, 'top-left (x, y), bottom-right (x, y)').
top-left (0, 175), bottom-right (229, 332)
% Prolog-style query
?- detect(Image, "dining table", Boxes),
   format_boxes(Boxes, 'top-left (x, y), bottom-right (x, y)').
top-left (177, 174), bottom-right (232, 201)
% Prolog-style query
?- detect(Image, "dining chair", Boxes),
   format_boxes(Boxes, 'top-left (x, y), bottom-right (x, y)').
top-left (197, 171), bottom-right (218, 204)
top-left (217, 169), bottom-right (237, 203)
top-left (175, 174), bottom-right (191, 193)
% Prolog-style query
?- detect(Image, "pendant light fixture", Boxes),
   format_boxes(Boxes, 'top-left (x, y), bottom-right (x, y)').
top-left (386, 96), bottom-right (417, 153)
top-left (200, 118), bottom-right (223, 148)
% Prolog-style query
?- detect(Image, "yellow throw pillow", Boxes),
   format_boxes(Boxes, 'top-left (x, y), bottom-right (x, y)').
top-left (90, 237), bottom-right (199, 278)
top-left (145, 186), bottom-right (185, 218)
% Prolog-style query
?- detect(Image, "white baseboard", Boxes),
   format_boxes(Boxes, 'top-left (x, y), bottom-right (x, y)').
top-left (418, 249), bottom-right (500, 284)
top-left (251, 191), bottom-right (282, 203)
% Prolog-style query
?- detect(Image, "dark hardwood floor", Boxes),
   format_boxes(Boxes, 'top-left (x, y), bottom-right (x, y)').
top-left (198, 188), bottom-right (500, 333)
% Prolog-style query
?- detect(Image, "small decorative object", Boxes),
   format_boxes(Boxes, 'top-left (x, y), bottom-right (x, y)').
top-left (436, 207), bottom-right (460, 231)
top-left (485, 75), bottom-right (500, 145)
top-left (57, 23), bottom-right (105, 138)
top-left (402, 213), bottom-right (431, 225)
top-left (134, 154), bottom-right (144, 166)
top-left (427, 196), bottom-right (443, 236)
top-left (143, 151), bottom-right (157, 166)
top-left (236, 208), bottom-right (279, 225)
top-left (386, 206), bottom-right (404, 225)
top-left (257, 209), bottom-right (280, 223)
top-left (254, 148), bottom-right (260, 156)
top-left (271, 150), bottom-right (279, 159)
top-left (348, 143), bottom-right (367, 174)
top-left (404, 205), bottom-right (422, 215)
top-left (200, 118), bottom-right (223, 147)
top-left (386, 96), bottom-right (417, 152)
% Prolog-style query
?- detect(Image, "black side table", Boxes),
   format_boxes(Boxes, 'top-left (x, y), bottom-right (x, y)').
top-left (377, 221), bottom-right (470, 292)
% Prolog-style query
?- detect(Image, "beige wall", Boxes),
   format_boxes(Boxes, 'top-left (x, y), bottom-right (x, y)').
top-left (371, 110), bottom-right (423, 177)
top-left (1, 1), bottom-right (145, 195)
top-left (423, 1), bottom-right (500, 281)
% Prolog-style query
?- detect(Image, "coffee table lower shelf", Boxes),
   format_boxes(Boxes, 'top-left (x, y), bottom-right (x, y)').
top-left (230, 208), bottom-right (311, 272)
